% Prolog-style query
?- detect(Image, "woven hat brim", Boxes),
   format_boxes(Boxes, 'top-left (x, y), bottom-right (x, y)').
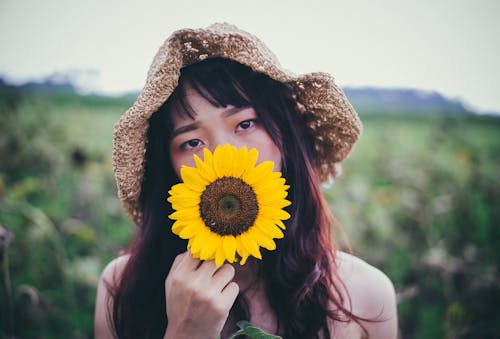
top-left (113, 23), bottom-right (362, 226)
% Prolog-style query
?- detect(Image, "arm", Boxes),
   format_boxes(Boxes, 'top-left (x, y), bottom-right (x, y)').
top-left (94, 256), bottom-right (129, 339)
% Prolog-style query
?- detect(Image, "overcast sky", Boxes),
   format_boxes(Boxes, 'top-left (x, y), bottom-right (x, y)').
top-left (1, 0), bottom-right (499, 112)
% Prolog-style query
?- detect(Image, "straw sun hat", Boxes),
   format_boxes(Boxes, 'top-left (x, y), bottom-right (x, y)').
top-left (113, 22), bottom-right (362, 226)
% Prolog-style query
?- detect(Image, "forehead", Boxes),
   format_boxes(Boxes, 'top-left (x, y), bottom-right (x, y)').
top-left (169, 85), bottom-right (216, 125)
top-left (166, 65), bottom-right (252, 121)
top-left (181, 85), bottom-right (212, 110)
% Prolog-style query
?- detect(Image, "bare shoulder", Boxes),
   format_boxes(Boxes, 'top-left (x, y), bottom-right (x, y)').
top-left (99, 254), bottom-right (130, 287)
top-left (336, 251), bottom-right (397, 315)
top-left (334, 251), bottom-right (398, 339)
top-left (94, 255), bottom-right (130, 339)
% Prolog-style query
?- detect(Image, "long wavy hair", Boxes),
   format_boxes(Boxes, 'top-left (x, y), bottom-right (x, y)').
top-left (109, 58), bottom-right (358, 339)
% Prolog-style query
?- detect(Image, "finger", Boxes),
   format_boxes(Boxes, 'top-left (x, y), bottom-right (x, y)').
top-left (178, 251), bottom-right (201, 273)
top-left (212, 264), bottom-right (236, 292)
top-left (165, 252), bottom-right (186, 289)
top-left (195, 259), bottom-right (219, 279)
top-left (169, 252), bottom-right (187, 274)
top-left (165, 252), bottom-right (201, 297)
top-left (220, 281), bottom-right (239, 308)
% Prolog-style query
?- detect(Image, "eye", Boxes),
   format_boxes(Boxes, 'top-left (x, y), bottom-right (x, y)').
top-left (181, 139), bottom-right (204, 150)
top-left (236, 119), bottom-right (256, 131)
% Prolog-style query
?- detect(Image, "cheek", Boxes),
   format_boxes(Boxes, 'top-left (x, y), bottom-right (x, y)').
top-left (253, 135), bottom-right (282, 171)
top-left (171, 158), bottom-right (181, 178)
top-left (170, 150), bottom-right (197, 179)
top-left (268, 144), bottom-right (283, 172)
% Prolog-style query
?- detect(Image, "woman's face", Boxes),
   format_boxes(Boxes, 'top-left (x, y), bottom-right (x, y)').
top-left (169, 85), bottom-right (282, 177)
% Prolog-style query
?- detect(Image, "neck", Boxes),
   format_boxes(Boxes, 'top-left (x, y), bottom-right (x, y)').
top-left (233, 258), bottom-right (260, 292)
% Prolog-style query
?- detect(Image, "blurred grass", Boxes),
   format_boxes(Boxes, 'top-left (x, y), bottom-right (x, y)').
top-left (328, 113), bottom-right (500, 339)
top-left (0, 89), bottom-right (133, 338)
top-left (0, 86), bottom-right (499, 338)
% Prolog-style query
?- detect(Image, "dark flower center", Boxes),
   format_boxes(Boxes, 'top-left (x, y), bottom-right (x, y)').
top-left (199, 177), bottom-right (259, 236)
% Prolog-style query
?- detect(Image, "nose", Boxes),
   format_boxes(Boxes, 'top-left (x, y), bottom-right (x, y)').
top-left (209, 131), bottom-right (243, 151)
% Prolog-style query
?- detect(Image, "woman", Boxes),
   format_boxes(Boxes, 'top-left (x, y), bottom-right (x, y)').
top-left (94, 23), bottom-right (398, 339)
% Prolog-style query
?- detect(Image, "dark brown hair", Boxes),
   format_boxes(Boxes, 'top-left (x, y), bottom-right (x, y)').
top-left (109, 58), bottom-right (358, 338)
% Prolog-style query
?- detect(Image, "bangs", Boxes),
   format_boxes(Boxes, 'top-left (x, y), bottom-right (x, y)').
top-left (166, 58), bottom-right (252, 120)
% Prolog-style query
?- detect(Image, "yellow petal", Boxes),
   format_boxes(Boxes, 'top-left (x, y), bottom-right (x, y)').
top-left (259, 207), bottom-right (291, 221)
top-left (171, 221), bottom-right (187, 235)
top-left (199, 232), bottom-right (219, 260)
top-left (190, 249), bottom-right (201, 259)
top-left (253, 178), bottom-right (288, 195)
top-left (239, 254), bottom-right (249, 265)
top-left (194, 153), bottom-right (216, 182)
top-left (167, 183), bottom-right (184, 195)
top-left (243, 161), bottom-right (274, 185)
top-left (188, 238), bottom-right (201, 258)
top-left (190, 229), bottom-right (209, 254)
top-left (168, 193), bottom-right (200, 204)
top-left (179, 222), bottom-right (203, 239)
top-left (202, 147), bottom-right (214, 168)
top-left (269, 171), bottom-right (282, 179)
top-left (249, 228), bottom-right (277, 251)
top-left (231, 146), bottom-right (246, 177)
top-left (258, 199), bottom-right (292, 210)
top-left (275, 219), bottom-right (287, 230)
top-left (261, 238), bottom-right (277, 251)
top-left (213, 144), bottom-right (234, 177)
top-left (222, 236), bottom-right (236, 263)
top-left (241, 147), bottom-right (259, 175)
top-left (255, 218), bottom-right (284, 239)
top-left (255, 189), bottom-right (288, 202)
top-left (215, 247), bottom-right (226, 267)
top-left (235, 235), bottom-right (248, 259)
top-left (168, 196), bottom-right (201, 210)
top-left (180, 166), bottom-right (208, 192)
top-left (226, 144), bottom-right (239, 176)
top-left (232, 146), bottom-right (253, 177)
top-left (169, 208), bottom-right (199, 221)
top-left (168, 183), bottom-right (200, 199)
top-left (240, 232), bottom-right (262, 259)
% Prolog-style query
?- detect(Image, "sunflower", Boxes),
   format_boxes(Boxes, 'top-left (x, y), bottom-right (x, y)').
top-left (167, 144), bottom-right (291, 267)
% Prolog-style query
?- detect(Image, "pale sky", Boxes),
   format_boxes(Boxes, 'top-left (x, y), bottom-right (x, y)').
top-left (1, 0), bottom-right (499, 112)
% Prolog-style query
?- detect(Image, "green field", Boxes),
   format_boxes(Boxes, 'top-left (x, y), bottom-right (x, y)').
top-left (1, 89), bottom-right (499, 338)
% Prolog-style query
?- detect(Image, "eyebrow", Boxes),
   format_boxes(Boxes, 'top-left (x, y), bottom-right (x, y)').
top-left (221, 106), bottom-right (250, 118)
top-left (171, 122), bottom-right (200, 139)
top-left (171, 106), bottom-right (251, 139)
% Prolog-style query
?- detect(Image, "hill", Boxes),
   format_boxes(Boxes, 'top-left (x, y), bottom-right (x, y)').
top-left (343, 87), bottom-right (474, 115)
top-left (2, 76), bottom-right (497, 116)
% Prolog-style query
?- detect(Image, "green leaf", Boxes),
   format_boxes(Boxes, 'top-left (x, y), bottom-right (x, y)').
top-left (228, 320), bottom-right (282, 339)
top-left (236, 320), bottom-right (252, 329)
